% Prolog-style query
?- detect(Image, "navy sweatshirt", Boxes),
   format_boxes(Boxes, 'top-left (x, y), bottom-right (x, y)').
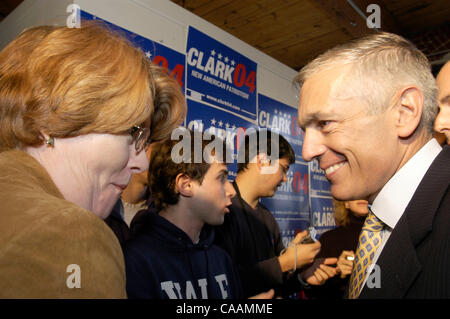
top-left (124, 210), bottom-right (243, 299)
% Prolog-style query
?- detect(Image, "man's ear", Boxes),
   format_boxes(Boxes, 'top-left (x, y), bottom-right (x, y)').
top-left (395, 87), bottom-right (424, 138)
top-left (256, 153), bottom-right (270, 171)
top-left (174, 173), bottom-right (195, 198)
top-left (256, 153), bottom-right (279, 174)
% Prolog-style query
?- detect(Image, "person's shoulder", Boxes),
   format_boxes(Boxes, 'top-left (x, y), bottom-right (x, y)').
top-left (0, 200), bottom-right (127, 298)
top-left (257, 202), bottom-right (276, 222)
top-left (57, 203), bottom-right (125, 259)
top-left (256, 201), bottom-right (274, 216)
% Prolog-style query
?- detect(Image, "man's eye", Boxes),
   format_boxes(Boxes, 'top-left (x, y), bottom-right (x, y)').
top-left (318, 121), bottom-right (333, 130)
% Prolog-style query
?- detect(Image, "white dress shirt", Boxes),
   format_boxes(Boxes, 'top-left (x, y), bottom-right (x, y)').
top-left (359, 138), bottom-right (442, 293)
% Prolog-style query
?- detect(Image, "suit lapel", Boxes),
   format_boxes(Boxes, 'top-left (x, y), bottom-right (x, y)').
top-left (360, 146), bottom-right (450, 298)
top-left (359, 215), bottom-right (421, 298)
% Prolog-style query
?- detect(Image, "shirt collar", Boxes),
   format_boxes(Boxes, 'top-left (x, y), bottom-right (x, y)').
top-left (371, 139), bottom-right (442, 229)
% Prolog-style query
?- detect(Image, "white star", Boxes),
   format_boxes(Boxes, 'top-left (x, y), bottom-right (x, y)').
top-left (211, 118), bottom-right (216, 125)
top-left (231, 60), bottom-right (235, 66)
top-left (225, 123), bottom-right (230, 128)
top-left (274, 109), bottom-right (278, 114)
top-left (218, 53), bottom-right (222, 60)
top-left (224, 56), bottom-right (229, 63)
top-left (211, 49), bottom-right (216, 56)
top-left (145, 51), bottom-right (152, 59)
top-left (232, 124), bottom-right (236, 130)
top-left (218, 120), bottom-right (223, 127)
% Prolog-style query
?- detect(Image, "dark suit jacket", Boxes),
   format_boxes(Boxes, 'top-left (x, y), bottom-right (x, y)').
top-left (360, 145), bottom-right (450, 298)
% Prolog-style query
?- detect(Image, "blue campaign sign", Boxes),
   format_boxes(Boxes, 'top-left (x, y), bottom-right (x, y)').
top-left (184, 98), bottom-right (257, 178)
top-left (309, 159), bottom-right (332, 197)
top-left (80, 11), bottom-right (185, 90)
top-left (258, 94), bottom-right (304, 162)
top-left (260, 161), bottom-right (310, 245)
top-left (310, 196), bottom-right (335, 239)
top-left (186, 26), bottom-right (257, 122)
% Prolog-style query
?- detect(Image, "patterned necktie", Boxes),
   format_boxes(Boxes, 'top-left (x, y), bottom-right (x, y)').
top-left (348, 210), bottom-right (384, 299)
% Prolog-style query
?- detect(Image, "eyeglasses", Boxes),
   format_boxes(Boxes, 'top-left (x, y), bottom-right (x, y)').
top-left (129, 125), bottom-right (151, 153)
top-left (279, 163), bottom-right (290, 176)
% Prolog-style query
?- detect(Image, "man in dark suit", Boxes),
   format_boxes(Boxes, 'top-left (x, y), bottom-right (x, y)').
top-left (295, 32), bottom-right (449, 298)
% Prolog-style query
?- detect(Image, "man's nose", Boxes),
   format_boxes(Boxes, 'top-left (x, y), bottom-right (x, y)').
top-left (302, 128), bottom-right (327, 162)
top-left (434, 108), bottom-right (450, 133)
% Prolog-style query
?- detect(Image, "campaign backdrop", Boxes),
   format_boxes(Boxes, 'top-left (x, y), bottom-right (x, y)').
top-left (258, 94), bottom-right (310, 240)
top-left (186, 26), bottom-right (258, 123)
top-left (185, 98), bottom-right (258, 178)
top-left (80, 11), bottom-right (334, 243)
top-left (80, 11), bottom-right (185, 91)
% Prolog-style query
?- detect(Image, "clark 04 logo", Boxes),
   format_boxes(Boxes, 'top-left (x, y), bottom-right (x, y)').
top-left (187, 47), bottom-right (256, 93)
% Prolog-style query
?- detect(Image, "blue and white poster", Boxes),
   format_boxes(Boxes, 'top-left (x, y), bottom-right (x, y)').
top-left (310, 196), bottom-right (335, 238)
top-left (185, 98), bottom-right (256, 178)
top-left (309, 160), bottom-right (333, 238)
top-left (81, 11), bottom-right (185, 90)
top-left (186, 26), bottom-right (258, 122)
top-left (260, 162), bottom-right (310, 246)
top-left (258, 94), bottom-right (304, 162)
top-left (309, 160), bottom-right (332, 197)
top-left (257, 94), bottom-right (311, 243)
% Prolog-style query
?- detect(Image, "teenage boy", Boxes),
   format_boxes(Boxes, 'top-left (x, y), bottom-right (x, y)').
top-left (125, 130), bottom-right (242, 299)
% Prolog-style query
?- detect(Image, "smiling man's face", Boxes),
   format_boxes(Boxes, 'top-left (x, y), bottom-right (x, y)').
top-left (297, 65), bottom-right (400, 202)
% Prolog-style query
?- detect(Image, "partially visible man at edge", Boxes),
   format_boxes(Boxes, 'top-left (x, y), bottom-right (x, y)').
top-left (434, 61), bottom-right (450, 145)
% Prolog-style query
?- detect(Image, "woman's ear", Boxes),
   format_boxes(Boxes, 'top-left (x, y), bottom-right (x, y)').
top-left (40, 131), bottom-right (54, 147)
top-left (395, 87), bottom-right (424, 138)
top-left (174, 173), bottom-right (194, 197)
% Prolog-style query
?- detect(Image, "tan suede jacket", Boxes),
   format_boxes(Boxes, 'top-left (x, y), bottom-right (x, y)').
top-left (0, 150), bottom-right (126, 298)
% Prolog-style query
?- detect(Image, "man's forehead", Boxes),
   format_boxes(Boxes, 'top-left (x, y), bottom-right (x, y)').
top-left (298, 67), bottom-right (347, 106)
top-left (297, 65), bottom-right (364, 127)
